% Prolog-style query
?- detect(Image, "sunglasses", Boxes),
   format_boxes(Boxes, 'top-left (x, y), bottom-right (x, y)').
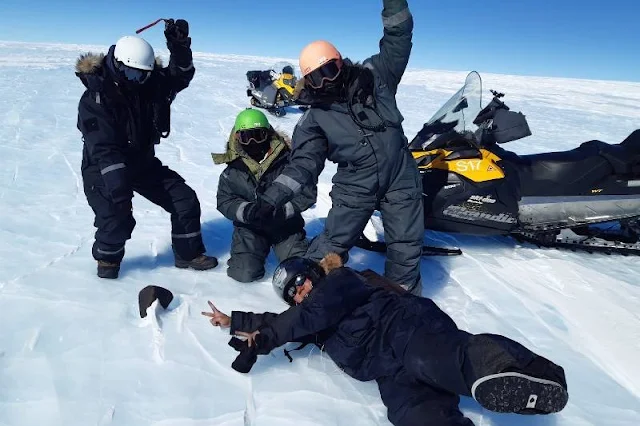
top-left (116, 61), bottom-right (152, 84)
top-left (285, 274), bottom-right (309, 304)
top-left (236, 128), bottom-right (270, 145)
top-left (305, 59), bottom-right (342, 89)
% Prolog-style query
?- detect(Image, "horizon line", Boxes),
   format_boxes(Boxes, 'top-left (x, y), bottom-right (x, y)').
top-left (1, 39), bottom-right (638, 85)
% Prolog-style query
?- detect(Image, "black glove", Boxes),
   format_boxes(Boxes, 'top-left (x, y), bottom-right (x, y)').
top-left (164, 19), bottom-right (190, 47)
top-left (272, 206), bottom-right (288, 224)
top-left (243, 199), bottom-right (275, 227)
top-left (228, 337), bottom-right (258, 373)
top-left (228, 336), bottom-right (246, 352)
top-left (164, 19), bottom-right (192, 66)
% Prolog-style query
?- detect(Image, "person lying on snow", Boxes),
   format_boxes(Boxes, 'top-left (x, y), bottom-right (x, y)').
top-left (212, 109), bottom-right (317, 282)
top-left (202, 254), bottom-right (569, 426)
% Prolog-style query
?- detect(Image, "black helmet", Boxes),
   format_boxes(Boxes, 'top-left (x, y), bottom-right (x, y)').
top-left (272, 257), bottom-right (325, 305)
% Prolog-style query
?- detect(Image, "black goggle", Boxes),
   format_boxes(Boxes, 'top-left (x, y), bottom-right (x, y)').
top-left (305, 60), bottom-right (342, 89)
top-left (116, 61), bottom-right (152, 84)
top-left (236, 128), bottom-right (270, 145)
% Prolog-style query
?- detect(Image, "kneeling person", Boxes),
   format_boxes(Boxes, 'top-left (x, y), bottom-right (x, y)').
top-left (213, 109), bottom-right (317, 282)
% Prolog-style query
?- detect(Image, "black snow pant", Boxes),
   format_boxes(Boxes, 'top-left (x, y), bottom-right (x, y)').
top-left (82, 157), bottom-right (206, 264)
top-left (227, 226), bottom-right (308, 282)
top-left (377, 327), bottom-right (567, 426)
top-left (306, 150), bottom-right (424, 289)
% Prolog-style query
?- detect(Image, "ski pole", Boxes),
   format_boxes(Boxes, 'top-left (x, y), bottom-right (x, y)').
top-left (136, 18), bottom-right (169, 34)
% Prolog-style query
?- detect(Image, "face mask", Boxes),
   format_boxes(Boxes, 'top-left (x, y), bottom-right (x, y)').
top-left (242, 140), bottom-right (270, 161)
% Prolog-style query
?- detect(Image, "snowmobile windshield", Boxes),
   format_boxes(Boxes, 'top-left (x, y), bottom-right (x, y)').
top-left (425, 71), bottom-right (483, 134)
top-left (272, 61), bottom-right (299, 77)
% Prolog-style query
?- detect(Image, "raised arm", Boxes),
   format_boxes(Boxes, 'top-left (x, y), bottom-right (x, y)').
top-left (366, 0), bottom-right (414, 92)
top-left (164, 19), bottom-right (196, 93)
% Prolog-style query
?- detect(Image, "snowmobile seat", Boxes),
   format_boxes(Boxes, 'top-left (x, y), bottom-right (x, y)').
top-left (516, 142), bottom-right (614, 196)
top-left (582, 132), bottom-right (640, 176)
top-left (620, 129), bottom-right (640, 175)
top-left (621, 129), bottom-right (640, 153)
top-left (515, 131), bottom-right (640, 196)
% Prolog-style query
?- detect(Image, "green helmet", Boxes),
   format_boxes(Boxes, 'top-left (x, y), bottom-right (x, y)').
top-left (233, 108), bottom-right (270, 133)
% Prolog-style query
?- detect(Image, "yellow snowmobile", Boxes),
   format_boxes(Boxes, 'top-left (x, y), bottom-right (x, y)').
top-left (246, 63), bottom-right (301, 117)
top-left (358, 71), bottom-right (640, 256)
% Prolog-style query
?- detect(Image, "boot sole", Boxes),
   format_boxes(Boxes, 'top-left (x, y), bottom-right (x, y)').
top-left (471, 372), bottom-right (568, 414)
top-left (97, 274), bottom-right (119, 279)
top-left (175, 260), bottom-right (218, 270)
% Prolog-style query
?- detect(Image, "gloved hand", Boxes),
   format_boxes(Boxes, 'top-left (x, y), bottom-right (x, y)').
top-left (164, 19), bottom-right (192, 67)
top-left (228, 336), bottom-right (259, 373)
top-left (243, 199), bottom-right (275, 227)
top-left (164, 19), bottom-right (190, 48)
top-left (272, 206), bottom-right (288, 224)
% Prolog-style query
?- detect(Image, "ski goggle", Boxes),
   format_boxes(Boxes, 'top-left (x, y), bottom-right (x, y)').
top-left (304, 60), bottom-right (342, 89)
top-left (116, 61), bottom-right (152, 84)
top-left (236, 128), bottom-right (270, 145)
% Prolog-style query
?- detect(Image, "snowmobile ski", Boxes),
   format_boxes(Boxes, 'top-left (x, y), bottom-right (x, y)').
top-left (514, 226), bottom-right (640, 256)
top-left (355, 235), bottom-right (462, 257)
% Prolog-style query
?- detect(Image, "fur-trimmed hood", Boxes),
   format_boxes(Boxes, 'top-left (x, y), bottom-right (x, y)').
top-left (319, 253), bottom-right (343, 275)
top-left (75, 45), bottom-right (164, 91)
top-left (75, 52), bottom-right (106, 75)
top-left (75, 51), bottom-right (163, 75)
top-left (317, 252), bottom-right (408, 295)
top-left (211, 127), bottom-right (292, 178)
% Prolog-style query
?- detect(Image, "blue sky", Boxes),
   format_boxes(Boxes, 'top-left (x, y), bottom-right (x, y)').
top-left (1, 0), bottom-right (638, 82)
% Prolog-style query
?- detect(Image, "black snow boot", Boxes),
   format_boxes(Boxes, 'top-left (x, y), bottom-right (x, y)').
top-left (175, 254), bottom-right (218, 271)
top-left (471, 356), bottom-right (569, 415)
top-left (97, 261), bottom-right (120, 279)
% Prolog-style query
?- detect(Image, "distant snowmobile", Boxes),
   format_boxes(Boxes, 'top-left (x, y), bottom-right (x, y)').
top-left (245, 63), bottom-right (302, 117)
top-left (358, 71), bottom-right (640, 256)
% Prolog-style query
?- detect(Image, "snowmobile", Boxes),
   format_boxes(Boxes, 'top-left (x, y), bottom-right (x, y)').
top-left (246, 63), bottom-right (302, 117)
top-left (358, 71), bottom-right (640, 256)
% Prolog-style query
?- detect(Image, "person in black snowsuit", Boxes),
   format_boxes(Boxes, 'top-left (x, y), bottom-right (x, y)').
top-left (212, 109), bottom-right (317, 282)
top-left (202, 254), bottom-right (569, 426)
top-left (75, 20), bottom-right (217, 279)
top-left (242, 0), bottom-right (425, 294)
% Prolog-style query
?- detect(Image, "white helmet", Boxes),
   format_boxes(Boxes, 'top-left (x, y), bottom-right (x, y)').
top-left (114, 36), bottom-right (155, 71)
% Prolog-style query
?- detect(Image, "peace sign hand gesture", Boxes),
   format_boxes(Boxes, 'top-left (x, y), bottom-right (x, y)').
top-left (201, 300), bottom-right (231, 328)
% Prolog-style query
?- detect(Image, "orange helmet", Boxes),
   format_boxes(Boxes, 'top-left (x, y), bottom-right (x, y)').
top-left (299, 40), bottom-right (342, 77)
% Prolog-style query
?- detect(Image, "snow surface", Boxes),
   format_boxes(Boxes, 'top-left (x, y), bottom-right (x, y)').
top-left (0, 40), bottom-right (639, 426)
